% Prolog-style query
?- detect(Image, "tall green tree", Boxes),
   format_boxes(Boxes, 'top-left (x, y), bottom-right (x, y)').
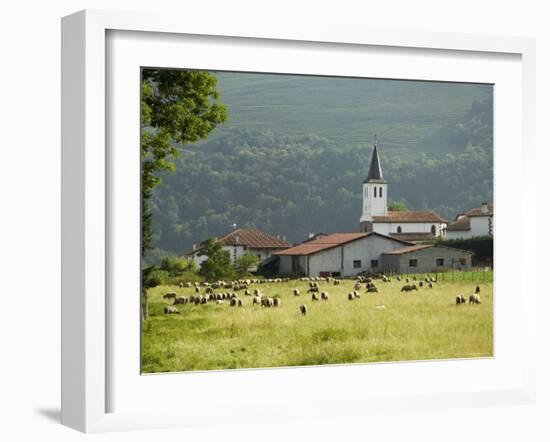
top-left (198, 238), bottom-right (235, 281)
top-left (235, 252), bottom-right (261, 277)
top-left (141, 69), bottom-right (228, 256)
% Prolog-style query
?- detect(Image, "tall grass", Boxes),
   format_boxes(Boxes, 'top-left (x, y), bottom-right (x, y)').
top-left (141, 277), bottom-right (493, 373)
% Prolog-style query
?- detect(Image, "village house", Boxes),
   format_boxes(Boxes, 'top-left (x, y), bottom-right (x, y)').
top-left (184, 228), bottom-right (291, 267)
top-left (382, 244), bottom-right (473, 274)
top-left (274, 232), bottom-right (473, 277)
top-left (359, 141), bottom-right (447, 241)
top-left (444, 202), bottom-right (494, 239)
top-left (274, 232), bottom-right (411, 277)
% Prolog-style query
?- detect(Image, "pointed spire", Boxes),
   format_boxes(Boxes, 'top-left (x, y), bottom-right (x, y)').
top-left (363, 136), bottom-right (386, 183)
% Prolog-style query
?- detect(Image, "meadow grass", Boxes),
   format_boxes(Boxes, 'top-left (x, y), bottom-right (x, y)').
top-left (141, 276), bottom-right (493, 373)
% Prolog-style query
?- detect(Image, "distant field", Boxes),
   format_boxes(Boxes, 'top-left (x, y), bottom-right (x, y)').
top-left (141, 274), bottom-right (493, 373)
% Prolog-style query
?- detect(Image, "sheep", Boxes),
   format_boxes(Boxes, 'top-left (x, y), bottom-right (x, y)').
top-left (254, 288), bottom-right (261, 295)
top-left (400, 284), bottom-right (417, 292)
top-left (428, 282), bottom-right (433, 288)
top-left (308, 286), bottom-right (319, 293)
top-left (195, 287), bottom-right (200, 293)
top-left (293, 288), bottom-right (300, 296)
top-left (244, 289), bottom-right (251, 296)
top-left (299, 304), bottom-right (308, 316)
top-left (164, 306), bottom-right (179, 314)
top-left (273, 298), bottom-right (282, 307)
top-left (366, 286), bottom-right (378, 293)
top-left (179, 282), bottom-right (184, 288)
top-left (419, 281), bottom-right (424, 288)
top-left (215, 300), bottom-right (224, 305)
top-left (163, 292), bottom-right (177, 300)
top-left (354, 282), bottom-right (362, 290)
top-left (348, 292), bottom-right (355, 301)
top-left (430, 277), bottom-right (436, 283)
top-left (321, 291), bottom-right (329, 301)
top-left (311, 293), bottom-right (319, 301)
top-left (396, 276), bottom-right (402, 281)
top-left (173, 296), bottom-right (188, 305)
top-left (237, 298), bottom-right (243, 307)
top-left (253, 296), bottom-right (261, 306)
top-left (333, 279), bottom-right (341, 285)
top-left (456, 294), bottom-right (466, 305)
top-left (469, 294), bottom-right (482, 304)
top-left (194, 297), bottom-right (201, 305)
top-left (475, 286), bottom-right (481, 294)
top-left (230, 298), bottom-right (238, 306)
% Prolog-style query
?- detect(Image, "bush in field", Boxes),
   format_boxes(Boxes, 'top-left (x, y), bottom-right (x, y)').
top-left (199, 238), bottom-right (235, 281)
top-left (159, 255), bottom-right (197, 276)
top-left (235, 252), bottom-right (260, 277)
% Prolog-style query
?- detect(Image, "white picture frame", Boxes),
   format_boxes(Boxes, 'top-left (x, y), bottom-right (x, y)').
top-left (61, 9), bottom-right (537, 433)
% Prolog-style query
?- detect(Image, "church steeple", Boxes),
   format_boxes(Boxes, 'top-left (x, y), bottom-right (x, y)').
top-left (363, 137), bottom-right (386, 183)
top-left (360, 137), bottom-right (388, 230)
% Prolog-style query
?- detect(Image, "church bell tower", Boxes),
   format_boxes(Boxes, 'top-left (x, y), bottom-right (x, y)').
top-left (360, 138), bottom-right (387, 232)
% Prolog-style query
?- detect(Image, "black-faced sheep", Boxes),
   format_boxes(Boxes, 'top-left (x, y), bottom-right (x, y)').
top-left (173, 296), bottom-right (188, 305)
top-left (164, 306), bottom-right (179, 314)
top-left (321, 292), bottom-right (329, 301)
top-left (348, 292), bottom-right (355, 301)
top-left (273, 298), bottom-right (281, 307)
top-left (163, 292), bottom-right (177, 300)
top-left (299, 304), bottom-right (308, 316)
top-left (293, 288), bottom-right (300, 296)
top-left (475, 286), bottom-right (481, 294)
top-left (400, 284), bottom-right (418, 292)
top-left (456, 294), bottom-right (466, 305)
top-left (253, 296), bottom-right (261, 306)
top-left (366, 286), bottom-right (378, 293)
top-left (311, 293), bottom-right (319, 301)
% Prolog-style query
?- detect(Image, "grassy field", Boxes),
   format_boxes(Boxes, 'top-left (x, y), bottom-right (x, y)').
top-left (141, 275), bottom-right (493, 373)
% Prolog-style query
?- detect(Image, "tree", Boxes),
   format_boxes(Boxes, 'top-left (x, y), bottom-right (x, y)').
top-left (141, 69), bottom-right (228, 256)
top-left (235, 252), bottom-right (260, 277)
top-left (388, 200), bottom-right (409, 211)
top-left (198, 238), bottom-right (235, 281)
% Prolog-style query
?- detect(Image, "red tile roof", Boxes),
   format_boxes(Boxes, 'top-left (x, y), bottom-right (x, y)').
top-left (274, 232), bottom-right (412, 256)
top-left (219, 229), bottom-right (291, 248)
top-left (382, 244), bottom-right (433, 255)
top-left (446, 216), bottom-right (471, 231)
top-left (184, 228), bottom-right (290, 255)
top-left (372, 210), bottom-right (446, 223)
top-left (390, 232), bottom-right (436, 242)
top-left (463, 203), bottom-right (494, 217)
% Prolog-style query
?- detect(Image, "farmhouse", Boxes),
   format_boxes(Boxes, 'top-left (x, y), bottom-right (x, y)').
top-left (382, 244), bottom-right (473, 273)
top-left (274, 232), bottom-right (411, 277)
top-left (444, 202), bottom-right (494, 239)
top-left (359, 141), bottom-right (447, 241)
top-left (184, 228), bottom-right (291, 267)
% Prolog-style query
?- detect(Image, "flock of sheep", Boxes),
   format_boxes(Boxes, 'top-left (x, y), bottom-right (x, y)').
top-left (161, 274), bottom-right (483, 316)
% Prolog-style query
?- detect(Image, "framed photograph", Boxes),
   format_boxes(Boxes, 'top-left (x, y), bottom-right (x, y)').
top-left (61, 9), bottom-right (537, 432)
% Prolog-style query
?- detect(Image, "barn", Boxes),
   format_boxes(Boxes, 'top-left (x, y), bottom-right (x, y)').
top-left (274, 232), bottom-right (411, 277)
top-left (381, 244), bottom-right (473, 274)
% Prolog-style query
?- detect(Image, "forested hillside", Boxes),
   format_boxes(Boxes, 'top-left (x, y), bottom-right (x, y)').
top-left (148, 73), bottom-right (493, 259)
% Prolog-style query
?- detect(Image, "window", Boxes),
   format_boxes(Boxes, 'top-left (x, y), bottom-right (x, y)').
top-left (397, 226), bottom-right (402, 233)
top-left (409, 259), bottom-right (418, 267)
top-left (370, 259), bottom-right (379, 268)
top-left (431, 225), bottom-right (436, 235)
top-left (374, 187), bottom-right (377, 197)
top-left (353, 260), bottom-right (362, 269)
top-left (459, 258), bottom-right (466, 266)
top-left (436, 258), bottom-right (444, 266)
top-left (379, 186), bottom-right (383, 197)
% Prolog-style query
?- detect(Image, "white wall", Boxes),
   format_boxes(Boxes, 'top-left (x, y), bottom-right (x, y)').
top-left (373, 222), bottom-right (445, 236)
top-left (2, 1), bottom-right (549, 441)
top-left (445, 216), bottom-right (492, 239)
top-left (360, 182), bottom-right (387, 221)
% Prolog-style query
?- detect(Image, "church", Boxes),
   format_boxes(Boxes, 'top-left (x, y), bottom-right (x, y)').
top-left (359, 141), bottom-right (447, 242)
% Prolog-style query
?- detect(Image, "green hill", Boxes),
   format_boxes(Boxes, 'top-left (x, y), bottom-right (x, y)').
top-left (207, 72), bottom-right (492, 157)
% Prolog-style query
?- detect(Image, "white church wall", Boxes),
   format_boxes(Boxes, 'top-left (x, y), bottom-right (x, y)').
top-left (373, 222), bottom-right (445, 237)
top-left (361, 182), bottom-right (387, 221)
